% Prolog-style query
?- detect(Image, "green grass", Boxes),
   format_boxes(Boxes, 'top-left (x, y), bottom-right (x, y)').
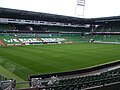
top-left (0, 43), bottom-right (120, 81)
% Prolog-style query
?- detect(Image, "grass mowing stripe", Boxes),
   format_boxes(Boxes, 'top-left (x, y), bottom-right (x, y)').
top-left (0, 64), bottom-right (29, 89)
top-left (0, 55), bottom-right (36, 80)
top-left (0, 43), bottom-right (119, 81)
top-left (0, 65), bottom-right (25, 82)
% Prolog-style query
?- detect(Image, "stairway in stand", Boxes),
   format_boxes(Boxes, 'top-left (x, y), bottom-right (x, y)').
top-left (0, 40), bottom-right (7, 46)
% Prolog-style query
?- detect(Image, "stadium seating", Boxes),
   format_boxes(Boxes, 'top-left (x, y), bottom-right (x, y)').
top-left (40, 38), bottom-right (66, 43)
top-left (42, 25), bottom-right (91, 32)
top-left (95, 24), bottom-right (120, 32)
top-left (0, 75), bottom-right (8, 89)
top-left (0, 24), bottom-right (48, 31)
top-left (0, 75), bottom-right (7, 81)
top-left (62, 36), bottom-right (86, 43)
top-left (35, 67), bottom-right (120, 90)
top-left (0, 24), bottom-right (12, 31)
top-left (16, 34), bottom-right (67, 44)
top-left (103, 35), bottom-right (120, 42)
top-left (1, 33), bottom-right (120, 45)
top-left (18, 37), bottom-right (42, 44)
top-left (93, 35), bottom-right (120, 43)
top-left (0, 34), bottom-right (21, 45)
top-left (0, 75), bottom-right (15, 90)
top-left (14, 25), bottom-right (46, 31)
top-left (1, 7), bottom-right (120, 90)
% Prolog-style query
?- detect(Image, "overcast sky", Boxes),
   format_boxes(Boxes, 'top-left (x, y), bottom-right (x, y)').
top-left (0, 0), bottom-right (120, 18)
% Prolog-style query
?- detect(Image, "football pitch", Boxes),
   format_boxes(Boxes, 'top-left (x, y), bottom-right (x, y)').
top-left (0, 43), bottom-right (120, 81)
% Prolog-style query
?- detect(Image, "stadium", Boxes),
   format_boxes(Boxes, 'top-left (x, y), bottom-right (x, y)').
top-left (0, 0), bottom-right (120, 90)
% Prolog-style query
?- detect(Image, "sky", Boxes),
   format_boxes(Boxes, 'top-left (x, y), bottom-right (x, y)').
top-left (0, 0), bottom-right (120, 18)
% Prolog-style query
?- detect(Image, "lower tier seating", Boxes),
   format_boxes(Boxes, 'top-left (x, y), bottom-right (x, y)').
top-left (34, 67), bottom-right (120, 90)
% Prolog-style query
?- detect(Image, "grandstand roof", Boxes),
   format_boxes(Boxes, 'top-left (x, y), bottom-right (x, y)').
top-left (93, 16), bottom-right (120, 23)
top-left (0, 7), bottom-right (120, 24)
top-left (0, 7), bottom-right (90, 24)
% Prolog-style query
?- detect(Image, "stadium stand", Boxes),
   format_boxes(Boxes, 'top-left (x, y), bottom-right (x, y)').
top-left (0, 75), bottom-right (16, 90)
top-left (0, 24), bottom-right (11, 31)
top-left (18, 37), bottom-right (42, 44)
top-left (42, 25), bottom-right (91, 32)
top-left (13, 24), bottom-right (47, 31)
top-left (28, 66), bottom-right (120, 90)
top-left (92, 35), bottom-right (120, 43)
top-left (3, 33), bottom-right (88, 45)
top-left (62, 35), bottom-right (85, 43)
top-left (0, 7), bottom-right (120, 90)
top-left (102, 35), bottom-right (120, 42)
top-left (0, 75), bottom-right (7, 81)
top-left (0, 34), bottom-right (21, 46)
top-left (94, 22), bottom-right (120, 32)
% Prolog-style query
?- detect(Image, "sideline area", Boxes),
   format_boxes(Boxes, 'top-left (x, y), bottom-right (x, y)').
top-left (0, 65), bottom-right (25, 82)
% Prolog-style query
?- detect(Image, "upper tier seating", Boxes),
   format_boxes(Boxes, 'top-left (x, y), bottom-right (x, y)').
top-left (0, 24), bottom-right (11, 31)
top-left (43, 26), bottom-right (91, 32)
